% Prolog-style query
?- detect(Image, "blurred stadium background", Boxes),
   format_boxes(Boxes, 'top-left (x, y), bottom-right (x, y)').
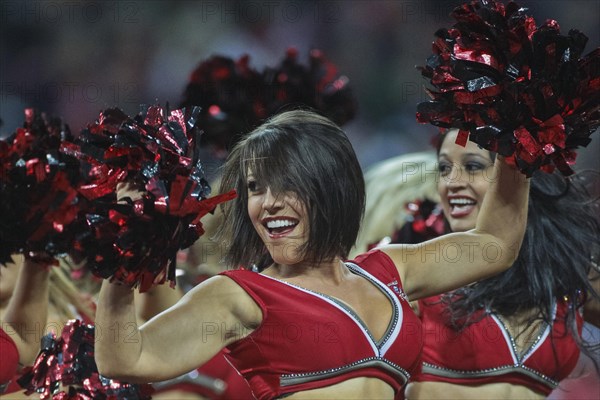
top-left (1, 0), bottom-right (598, 173)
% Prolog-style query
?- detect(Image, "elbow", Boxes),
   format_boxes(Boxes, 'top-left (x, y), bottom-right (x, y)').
top-left (95, 355), bottom-right (149, 383)
top-left (505, 228), bottom-right (525, 265)
top-left (494, 239), bottom-right (521, 273)
top-left (474, 232), bottom-right (522, 279)
top-left (12, 333), bottom-right (44, 367)
top-left (95, 354), bottom-right (131, 381)
top-left (482, 223), bottom-right (524, 271)
top-left (95, 356), bottom-right (123, 380)
top-left (17, 345), bottom-right (40, 367)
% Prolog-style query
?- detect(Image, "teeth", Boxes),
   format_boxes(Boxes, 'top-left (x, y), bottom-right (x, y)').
top-left (266, 220), bottom-right (297, 229)
top-left (449, 198), bottom-right (475, 206)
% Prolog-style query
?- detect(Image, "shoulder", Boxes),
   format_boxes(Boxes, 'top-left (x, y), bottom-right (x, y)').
top-left (348, 249), bottom-right (403, 285)
top-left (219, 267), bottom-right (255, 279)
top-left (350, 249), bottom-right (397, 272)
top-left (186, 274), bottom-right (263, 330)
top-left (188, 273), bottom-right (250, 297)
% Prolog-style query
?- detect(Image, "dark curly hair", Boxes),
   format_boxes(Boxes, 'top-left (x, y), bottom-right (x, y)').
top-left (442, 171), bottom-right (599, 322)
top-left (433, 133), bottom-right (600, 366)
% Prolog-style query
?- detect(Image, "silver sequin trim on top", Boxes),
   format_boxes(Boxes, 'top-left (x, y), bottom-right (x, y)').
top-left (491, 300), bottom-right (557, 366)
top-left (492, 314), bottom-right (550, 365)
top-left (260, 262), bottom-right (401, 351)
top-left (423, 301), bottom-right (560, 390)
top-left (280, 357), bottom-right (410, 387)
top-left (422, 362), bottom-right (559, 389)
top-left (344, 262), bottom-right (401, 348)
top-left (423, 302), bottom-right (558, 389)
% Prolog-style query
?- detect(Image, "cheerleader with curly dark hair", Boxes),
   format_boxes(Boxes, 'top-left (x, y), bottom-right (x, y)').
top-left (406, 0), bottom-right (600, 395)
top-left (405, 130), bottom-right (599, 399)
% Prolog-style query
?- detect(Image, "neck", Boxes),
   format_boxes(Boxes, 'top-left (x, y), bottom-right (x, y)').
top-left (266, 257), bottom-right (348, 283)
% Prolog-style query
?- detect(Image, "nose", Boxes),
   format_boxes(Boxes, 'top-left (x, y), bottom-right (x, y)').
top-left (262, 187), bottom-right (283, 212)
top-left (441, 164), bottom-right (467, 191)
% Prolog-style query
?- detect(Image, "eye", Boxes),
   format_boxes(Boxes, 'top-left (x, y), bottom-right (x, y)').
top-left (247, 179), bottom-right (262, 193)
top-left (465, 162), bottom-right (486, 173)
top-left (438, 162), bottom-right (452, 177)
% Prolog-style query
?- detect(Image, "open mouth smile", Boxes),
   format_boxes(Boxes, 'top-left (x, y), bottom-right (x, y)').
top-left (448, 196), bottom-right (477, 218)
top-left (262, 217), bottom-right (299, 237)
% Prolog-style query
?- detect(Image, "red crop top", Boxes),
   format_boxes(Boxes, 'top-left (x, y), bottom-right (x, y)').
top-left (220, 250), bottom-right (422, 400)
top-left (414, 296), bottom-right (582, 395)
top-left (152, 352), bottom-right (254, 399)
top-left (0, 328), bottom-right (19, 394)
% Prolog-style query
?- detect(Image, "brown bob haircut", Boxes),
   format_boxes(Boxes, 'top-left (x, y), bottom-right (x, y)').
top-left (219, 109), bottom-right (365, 270)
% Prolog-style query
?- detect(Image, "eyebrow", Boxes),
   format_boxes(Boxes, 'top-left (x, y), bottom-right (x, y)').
top-left (438, 152), bottom-right (491, 160)
top-left (463, 153), bottom-right (493, 161)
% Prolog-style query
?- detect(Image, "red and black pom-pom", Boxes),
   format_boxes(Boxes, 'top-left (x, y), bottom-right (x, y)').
top-left (18, 319), bottom-right (153, 400)
top-left (180, 55), bottom-right (265, 157)
top-left (180, 48), bottom-right (357, 157)
top-left (65, 105), bottom-right (236, 291)
top-left (0, 109), bottom-right (85, 265)
top-left (396, 199), bottom-right (447, 244)
top-left (367, 199), bottom-right (446, 250)
top-left (416, 0), bottom-right (599, 176)
top-left (261, 48), bottom-right (357, 127)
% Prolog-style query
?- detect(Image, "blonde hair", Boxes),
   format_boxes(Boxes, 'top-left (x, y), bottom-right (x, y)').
top-left (352, 152), bottom-right (439, 257)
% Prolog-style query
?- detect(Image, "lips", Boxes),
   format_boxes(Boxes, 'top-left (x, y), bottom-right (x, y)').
top-left (447, 196), bottom-right (477, 218)
top-left (262, 217), bottom-right (299, 238)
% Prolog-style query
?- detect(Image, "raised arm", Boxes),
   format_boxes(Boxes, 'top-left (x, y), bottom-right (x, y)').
top-left (382, 156), bottom-right (530, 300)
top-left (134, 283), bottom-right (183, 324)
top-left (2, 256), bottom-right (51, 365)
top-left (94, 275), bottom-right (261, 383)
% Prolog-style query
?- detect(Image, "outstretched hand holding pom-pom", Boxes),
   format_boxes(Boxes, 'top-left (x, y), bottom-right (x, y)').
top-left (416, 0), bottom-right (599, 176)
top-left (64, 105), bottom-right (236, 291)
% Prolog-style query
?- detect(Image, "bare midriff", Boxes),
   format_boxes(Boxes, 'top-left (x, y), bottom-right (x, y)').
top-left (405, 381), bottom-right (544, 400)
top-left (285, 377), bottom-right (395, 399)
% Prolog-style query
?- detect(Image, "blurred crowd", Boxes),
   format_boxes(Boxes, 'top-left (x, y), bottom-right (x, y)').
top-left (2, 0), bottom-right (598, 172)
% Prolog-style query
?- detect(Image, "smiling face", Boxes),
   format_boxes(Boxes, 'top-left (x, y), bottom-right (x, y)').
top-left (437, 130), bottom-right (495, 233)
top-left (220, 110), bottom-right (365, 270)
top-left (247, 170), bottom-right (309, 266)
